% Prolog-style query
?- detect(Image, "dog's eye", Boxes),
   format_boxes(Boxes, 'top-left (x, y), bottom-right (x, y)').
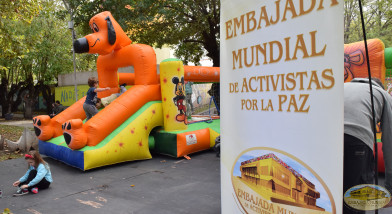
top-left (92, 23), bottom-right (99, 32)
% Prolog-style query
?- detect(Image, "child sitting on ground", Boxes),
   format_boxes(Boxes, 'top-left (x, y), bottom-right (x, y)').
top-left (13, 151), bottom-right (53, 196)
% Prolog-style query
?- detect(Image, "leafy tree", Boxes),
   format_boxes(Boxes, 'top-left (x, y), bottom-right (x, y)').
top-left (344, 0), bottom-right (392, 47)
top-left (65, 0), bottom-right (220, 67)
top-left (0, 0), bottom-right (40, 117)
top-left (0, 0), bottom-right (96, 118)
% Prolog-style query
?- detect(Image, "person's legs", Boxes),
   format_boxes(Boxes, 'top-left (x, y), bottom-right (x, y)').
top-left (18, 169), bottom-right (50, 192)
top-left (343, 134), bottom-right (374, 214)
top-left (18, 170), bottom-right (37, 187)
top-left (83, 103), bottom-right (92, 121)
top-left (83, 103), bottom-right (98, 121)
top-left (30, 178), bottom-right (51, 193)
top-left (186, 94), bottom-right (193, 112)
top-left (15, 170), bottom-right (37, 195)
top-left (34, 178), bottom-right (50, 190)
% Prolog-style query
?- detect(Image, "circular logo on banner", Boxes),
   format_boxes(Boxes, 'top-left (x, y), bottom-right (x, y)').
top-left (231, 147), bottom-right (336, 214)
top-left (344, 184), bottom-right (391, 211)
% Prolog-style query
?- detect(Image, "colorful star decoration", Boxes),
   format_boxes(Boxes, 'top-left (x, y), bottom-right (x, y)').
top-left (144, 120), bottom-right (148, 131)
top-left (118, 142), bottom-right (124, 148)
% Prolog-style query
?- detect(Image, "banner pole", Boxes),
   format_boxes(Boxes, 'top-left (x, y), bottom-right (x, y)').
top-left (357, 1), bottom-right (379, 214)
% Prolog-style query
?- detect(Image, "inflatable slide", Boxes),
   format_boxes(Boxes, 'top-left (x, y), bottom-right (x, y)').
top-left (33, 11), bottom-right (220, 170)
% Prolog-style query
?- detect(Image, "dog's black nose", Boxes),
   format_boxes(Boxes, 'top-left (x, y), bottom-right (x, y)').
top-left (74, 38), bottom-right (89, 53)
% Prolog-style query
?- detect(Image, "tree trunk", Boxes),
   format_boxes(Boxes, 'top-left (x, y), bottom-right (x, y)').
top-left (40, 84), bottom-right (55, 115)
top-left (24, 98), bottom-right (34, 119)
top-left (0, 77), bottom-right (8, 118)
top-left (9, 82), bottom-right (24, 112)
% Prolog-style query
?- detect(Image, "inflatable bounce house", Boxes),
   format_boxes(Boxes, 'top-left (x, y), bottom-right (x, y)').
top-left (33, 11), bottom-right (220, 170)
top-left (344, 38), bottom-right (392, 173)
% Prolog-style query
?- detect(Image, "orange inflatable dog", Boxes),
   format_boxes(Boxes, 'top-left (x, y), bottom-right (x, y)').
top-left (33, 11), bottom-right (220, 150)
top-left (63, 11), bottom-right (160, 150)
top-left (34, 11), bottom-right (160, 149)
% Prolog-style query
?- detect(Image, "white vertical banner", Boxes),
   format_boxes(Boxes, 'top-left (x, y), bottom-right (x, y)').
top-left (220, 1), bottom-right (344, 214)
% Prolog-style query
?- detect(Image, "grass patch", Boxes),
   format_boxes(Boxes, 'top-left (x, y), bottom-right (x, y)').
top-left (0, 151), bottom-right (24, 161)
top-left (0, 124), bottom-right (25, 162)
top-left (0, 124), bottom-right (24, 141)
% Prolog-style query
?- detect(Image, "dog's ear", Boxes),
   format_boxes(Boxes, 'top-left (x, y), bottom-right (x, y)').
top-left (105, 16), bottom-right (116, 45)
top-left (180, 77), bottom-right (184, 84)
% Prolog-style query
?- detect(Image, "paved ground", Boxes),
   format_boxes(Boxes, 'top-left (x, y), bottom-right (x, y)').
top-left (1, 150), bottom-right (392, 214)
top-left (0, 114), bottom-right (34, 129)
top-left (0, 151), bottom-right (221, 214)
top-left (0, 120), bottom-right (34, 129)
top-left (1, 115), bottom-right (391, 213)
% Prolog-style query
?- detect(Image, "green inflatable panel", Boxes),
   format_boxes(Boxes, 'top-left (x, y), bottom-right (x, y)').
top-left (385, 48), bottom-right (392, 69)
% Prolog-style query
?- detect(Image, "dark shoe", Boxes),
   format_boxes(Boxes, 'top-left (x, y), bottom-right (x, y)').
top-left (13, 188), bottom-right (28, 197)
top-left (120, 83), bottom-right (127, 87)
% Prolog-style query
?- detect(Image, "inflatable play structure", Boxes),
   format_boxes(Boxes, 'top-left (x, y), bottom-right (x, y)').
top-left (33, 11), bottom-right (388, 173)
top-left (33, 11), bottom-right (220, 170)
top-left (344, 38), bottom-right (392, 173)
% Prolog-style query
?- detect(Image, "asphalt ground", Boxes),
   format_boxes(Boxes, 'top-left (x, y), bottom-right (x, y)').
top-left (1, 150), bottom-right (392, 213)
top-left (1, 115), bottom-right (391, 214)
top-left (0, 150), bottom-right (221, 214)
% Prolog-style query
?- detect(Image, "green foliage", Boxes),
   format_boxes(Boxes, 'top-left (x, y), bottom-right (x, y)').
top-left (66, 0), bottom-right (220, 66)
top-left (0, 0), bottom-right (96, 86)
top-left (344, 0), bottom-right (392, 46)
top-left (0, 0), bottom-right (97, 116)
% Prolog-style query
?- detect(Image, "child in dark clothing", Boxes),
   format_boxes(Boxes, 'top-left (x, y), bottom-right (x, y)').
top-left (83, 77), bottom-right (110, 121)
top-left (13, 151), bottom-right (53, 196)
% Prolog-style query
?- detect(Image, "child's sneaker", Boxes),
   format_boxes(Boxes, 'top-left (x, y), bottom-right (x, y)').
top-left (13, 188), bottom-right (28, 196)
top-left (15, 187), bottom-right (22, 194)
top-left (31, 187), bottom-right (38, 194)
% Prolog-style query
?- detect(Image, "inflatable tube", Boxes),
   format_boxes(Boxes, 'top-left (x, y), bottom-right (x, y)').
top-left (152, 119), bottom-right (220, 157)
top-left (344, 39), bottom-right (385, 82)
top-left (118, 66), bottom-right (220, 85)
top-left (184, 66), bottom-right (220, 82)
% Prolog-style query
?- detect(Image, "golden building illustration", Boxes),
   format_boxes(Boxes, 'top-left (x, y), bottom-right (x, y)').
top-left (240, 153), bottom-right (324, 211)
top-left (349, 186), bottom-right (388, 200)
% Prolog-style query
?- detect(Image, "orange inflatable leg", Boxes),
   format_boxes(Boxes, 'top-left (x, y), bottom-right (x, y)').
top-left (62, 119), bottom-right (87, 150)
top-left (33, 97), bottom-right (86, 141)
